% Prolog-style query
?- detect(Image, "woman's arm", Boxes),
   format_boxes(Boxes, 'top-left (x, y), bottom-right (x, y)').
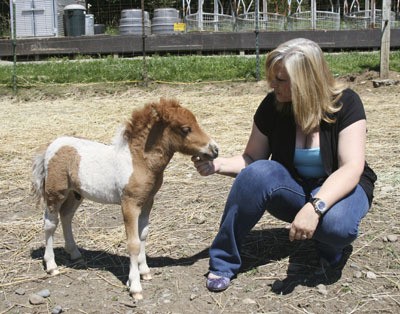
top-left (289, 119), bottom-right (367, 241)
top-left (193, 122), bottom-right (270, 177)
top-left (312, 119), bottom-right (366, 207)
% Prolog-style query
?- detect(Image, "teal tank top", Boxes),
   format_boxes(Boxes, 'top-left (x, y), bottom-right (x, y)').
top-left (294, 148), bottom-right (325, 179)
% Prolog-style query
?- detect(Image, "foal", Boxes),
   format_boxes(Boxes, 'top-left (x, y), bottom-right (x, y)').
top-left (31, 98), bottom-right (218, 300)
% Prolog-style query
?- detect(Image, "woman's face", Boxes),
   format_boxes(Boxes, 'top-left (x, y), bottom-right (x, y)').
top-left (269, 65), bottom-right (292, 103)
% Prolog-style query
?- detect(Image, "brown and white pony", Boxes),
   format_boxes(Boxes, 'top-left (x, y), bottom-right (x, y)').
top-left (31, 98), bottom-right (219, 300)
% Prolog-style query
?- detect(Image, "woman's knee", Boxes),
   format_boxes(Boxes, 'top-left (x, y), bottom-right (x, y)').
top-left (315, 199), bottom-right (369, 247)
top-left (232, 160), bottom-right (304, 222)
top-left (226, 161), bottom-right (280, 218)
top-left (235, 160), bottom-right (286, 190)
top-left (316, 218), bottom-right (358, 248)
top-left (314, 185), bottom-right (370, 243)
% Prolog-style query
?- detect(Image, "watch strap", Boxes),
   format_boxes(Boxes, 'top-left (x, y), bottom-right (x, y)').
top-left (310, 197), bottom-right (326, 217)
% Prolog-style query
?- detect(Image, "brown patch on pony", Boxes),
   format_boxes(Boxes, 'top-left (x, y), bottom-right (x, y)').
top-left (45, 146), bottom-right (81, 209)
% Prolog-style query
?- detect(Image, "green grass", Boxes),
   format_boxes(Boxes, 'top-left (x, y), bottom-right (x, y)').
top-left (1, 51), bottom-right (400, 87)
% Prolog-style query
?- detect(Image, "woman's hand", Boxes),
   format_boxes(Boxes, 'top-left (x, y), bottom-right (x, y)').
top-left (191, 122), bottom-right (270, 178)
top-left (191, 156), bottom-right (219, 176)
top-left (288, 203), bottom-right (320, 241)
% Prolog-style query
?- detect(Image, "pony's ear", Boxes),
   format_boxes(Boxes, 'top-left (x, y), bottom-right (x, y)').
top-left (154, 98), bottom-right (181, 122)
top-left (123, 121), bottom-right (133, 140)
top-left (160, 97), bottom-right (180, 108)
top-left (151, 104), bottom-right (160, 121)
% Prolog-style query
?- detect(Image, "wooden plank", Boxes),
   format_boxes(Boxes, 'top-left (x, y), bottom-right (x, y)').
top-left (1, 29), bottom-right (400, 58)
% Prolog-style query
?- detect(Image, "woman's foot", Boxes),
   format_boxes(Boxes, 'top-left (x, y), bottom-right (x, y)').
top-left (315, 245), bottom-right (353, 275)
top-left (206, 273), bottom-right (230, 292)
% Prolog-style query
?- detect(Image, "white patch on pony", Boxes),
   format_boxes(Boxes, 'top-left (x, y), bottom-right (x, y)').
top-left (45, 132), bottom-right (133, 205)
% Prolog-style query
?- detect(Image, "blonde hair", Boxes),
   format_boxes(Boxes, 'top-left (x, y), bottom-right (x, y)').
top-left (265, 38), bottom-right (346, 133)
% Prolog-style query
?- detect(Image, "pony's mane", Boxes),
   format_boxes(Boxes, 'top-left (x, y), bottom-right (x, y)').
top-left (123, 98), bottom-right (181, 141)
top-left (111, 125), bottom-right (128, 149)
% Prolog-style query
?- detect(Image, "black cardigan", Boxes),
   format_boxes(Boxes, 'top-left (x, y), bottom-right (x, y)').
top-left (254, 89), bottom-right (377, 205)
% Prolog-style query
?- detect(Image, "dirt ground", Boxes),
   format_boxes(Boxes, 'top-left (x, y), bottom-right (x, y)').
top-left (0, 72), bottom-right (399, 314)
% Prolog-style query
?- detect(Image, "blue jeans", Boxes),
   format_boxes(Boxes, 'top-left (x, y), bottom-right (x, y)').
top-left (209, 160), bottom-right (370, 279)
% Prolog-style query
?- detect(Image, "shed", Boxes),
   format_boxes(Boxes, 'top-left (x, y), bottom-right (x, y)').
top-left (14, 0), bottom-right (57, 37)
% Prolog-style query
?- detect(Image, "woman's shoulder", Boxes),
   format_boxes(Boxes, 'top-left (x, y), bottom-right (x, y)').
top-left (335, 88), bottom-right (364, 113)
top-left (254, 92), bottom-right (283, 135)
top-left (260, 91), bottom-right (277, 105)
top-left (336, 88), bottom-right (366, 129)
top-left (338, 88), bottom-right (362, 104)
top-left (256, 92), bottom-right (278, 113)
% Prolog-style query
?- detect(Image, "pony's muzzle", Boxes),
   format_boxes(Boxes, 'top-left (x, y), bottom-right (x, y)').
top-left (199, 141), bottom-right (219, 161)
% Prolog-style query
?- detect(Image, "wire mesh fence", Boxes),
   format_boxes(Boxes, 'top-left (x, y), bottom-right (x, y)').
top-left (1, 1), bottom-right (399, 40)
top-left (343, 9), bottom-right (400, 30)
top-left (287, 10), bottom-right (340, 31)
top-left (185, 13), bottom-right (234, 32)
top-left (236, 12), bottom-right (286, 32)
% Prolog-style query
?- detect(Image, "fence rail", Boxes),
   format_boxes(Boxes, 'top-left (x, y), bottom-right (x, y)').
top-left (1, 29), bottom-right (400, 60)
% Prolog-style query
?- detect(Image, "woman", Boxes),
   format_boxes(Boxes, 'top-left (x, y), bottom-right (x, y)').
top-left (192, 38), bottom-right (377, 292)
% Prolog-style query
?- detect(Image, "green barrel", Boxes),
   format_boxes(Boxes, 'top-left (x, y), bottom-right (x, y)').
top-left (63, 4), bottom-right (86, 36)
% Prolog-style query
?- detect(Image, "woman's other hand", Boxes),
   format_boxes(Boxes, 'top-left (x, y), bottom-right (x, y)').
top-left (288, 203), bottom-right (320, 241)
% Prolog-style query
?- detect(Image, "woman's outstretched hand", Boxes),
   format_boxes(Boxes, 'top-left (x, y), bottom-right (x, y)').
top-left (191, 156), bottom-right (218, 176)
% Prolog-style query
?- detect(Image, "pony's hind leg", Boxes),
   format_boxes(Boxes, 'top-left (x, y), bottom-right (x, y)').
top-left (60, 192), bottom-right (83, 261)
top-left (44, 206), bottom-right (60, 275)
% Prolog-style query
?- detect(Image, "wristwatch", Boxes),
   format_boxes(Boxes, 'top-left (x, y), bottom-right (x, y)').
top-left (310, 197), bottom-right (328, 217)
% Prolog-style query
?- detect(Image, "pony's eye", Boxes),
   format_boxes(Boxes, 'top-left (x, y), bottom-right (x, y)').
top-left (181, 126), bottom-right (191, 135)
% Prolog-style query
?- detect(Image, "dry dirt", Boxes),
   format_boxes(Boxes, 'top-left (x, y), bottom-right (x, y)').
top-left (0, 73), bottom-right (399, 314)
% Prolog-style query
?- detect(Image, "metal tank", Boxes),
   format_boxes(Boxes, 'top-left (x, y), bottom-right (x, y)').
top-left (119, 9), bottom-right (151, 35)
top-left (151, 8), bottom-right (181, 34)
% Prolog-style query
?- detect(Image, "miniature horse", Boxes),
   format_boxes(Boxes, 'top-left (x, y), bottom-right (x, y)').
top-left (31, 98), bottom-right (219, 300)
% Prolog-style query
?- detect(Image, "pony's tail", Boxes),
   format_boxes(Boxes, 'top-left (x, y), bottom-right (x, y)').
top-left (31, 149), bottom-right (46, 207)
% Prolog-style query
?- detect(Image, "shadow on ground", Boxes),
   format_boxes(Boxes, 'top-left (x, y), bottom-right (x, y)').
top-left (31, 227), bottom-right (350, 293)
top-left (240, 228), bottom-right (352, 294)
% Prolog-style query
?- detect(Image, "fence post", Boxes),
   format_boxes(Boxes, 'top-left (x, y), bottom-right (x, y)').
top-left (255, 0), bottom-right (260, 81)
top-left (141, 0), bottom-right (148, 86)
top-left (10, 0), bottom-right (17, 93)
top-left (380, 0), bottom-right (391, 79)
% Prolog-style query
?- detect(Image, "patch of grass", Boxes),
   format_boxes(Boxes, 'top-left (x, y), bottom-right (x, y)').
top-left (388, 50), bottom-right (400, 72)
top-left (1, 51), bottom-right (400, 88)
top-left (326, 51), bottom-right (381, 76)
top-left (146, 55), bottom-right (259, 82)
top-left (327, 50), bottom-right (400, 75)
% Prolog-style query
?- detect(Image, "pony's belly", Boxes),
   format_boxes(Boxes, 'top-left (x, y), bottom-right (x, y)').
top-left (78, 161), bottom-right (133, 205)
top-left (80, 188), bottom-right (122, 205)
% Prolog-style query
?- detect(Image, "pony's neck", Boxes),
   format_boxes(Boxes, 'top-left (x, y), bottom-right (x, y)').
top-left (127, 121), bottom-right (175, 174)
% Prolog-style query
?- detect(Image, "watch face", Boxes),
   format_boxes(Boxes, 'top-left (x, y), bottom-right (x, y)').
top-left (316, 200), bottom-right (327, 212)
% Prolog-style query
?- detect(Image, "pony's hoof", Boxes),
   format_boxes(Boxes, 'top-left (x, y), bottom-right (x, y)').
top-left (130, 292), bottom-right (143, 300)
top-left (141, 273), bottom-right (152, 281)
top-left (47, 268), bottom-right (60, 276)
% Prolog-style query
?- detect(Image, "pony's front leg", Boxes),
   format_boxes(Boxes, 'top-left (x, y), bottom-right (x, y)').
top-left (122, 198), bottom-right (143, 300)
top-left (138, 205), bottom-right (151, 280)
top-left (43, 208), bottom-right (60, 275)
